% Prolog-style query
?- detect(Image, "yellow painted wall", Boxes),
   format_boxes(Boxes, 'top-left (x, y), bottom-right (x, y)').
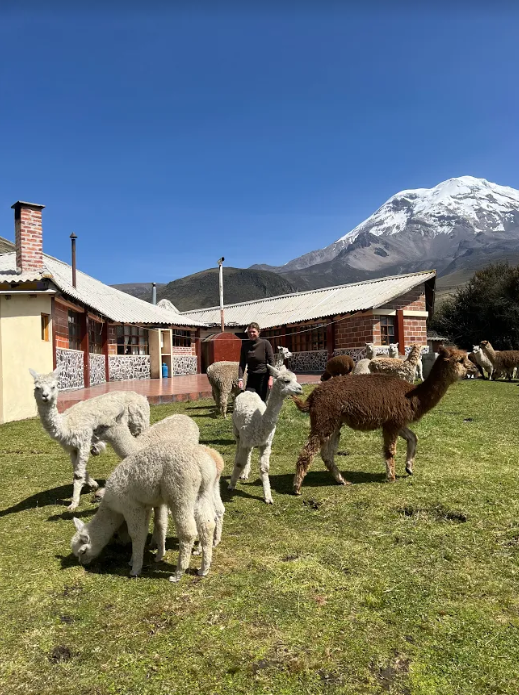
top-left (0, 295), bottom-right (54, 423)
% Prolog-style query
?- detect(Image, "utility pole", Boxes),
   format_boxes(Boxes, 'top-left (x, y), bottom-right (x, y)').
top-left (218, 257), bottom-right (225, 333)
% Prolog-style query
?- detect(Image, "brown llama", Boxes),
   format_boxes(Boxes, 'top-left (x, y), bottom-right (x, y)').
top-left (291, 346), bottom-right (473, 494)
top-left (480, 340), bottom-right (519, 381)
top-left (321, 354), bottom-right (354, 381)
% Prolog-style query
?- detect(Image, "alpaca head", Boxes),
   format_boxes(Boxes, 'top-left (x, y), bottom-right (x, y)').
top-left (267, 364), bottom-right (303, 398)
top-left (479, 340), bottom-right (493, 352)
top-left (29, 367), bottom-right (61, 405)
top-left (365, 343), bottom-right (375, 359)
top-left (277, 346), bottom-right (292, 360)
top-left (472, 345), bottom-right (480, 354)
top-left (71, 517), bottom-right (99, 564)
top-left (388, 343), bottom-right (399, 358)
top-left (434, 346), bottom-right (474, 381)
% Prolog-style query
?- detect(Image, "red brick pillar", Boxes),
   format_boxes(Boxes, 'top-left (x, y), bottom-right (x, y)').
top-left (327, 321), bottom-right (335, 360)
top-left (82, 314), bottom-right (90, 388)
top-left (12, 201), bottom-right (45, 273)
top-left (102, 322), bottom-right (110, 382)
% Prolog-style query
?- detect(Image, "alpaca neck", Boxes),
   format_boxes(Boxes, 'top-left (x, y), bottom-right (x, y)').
top-left (88, 503), bottom-right (125, 554)
top-left (483, 344), bottom-right (496, 363)
top-left (107, 427), bottom-right (140, 459)
top-left (37, 399), bottom-right (64, 441)
top-left (258, 387), bottom-right (285, 437)
top-left (409, 362), bottom-right (455, 418)
top-left (405, 348), bottom-right (420, 366)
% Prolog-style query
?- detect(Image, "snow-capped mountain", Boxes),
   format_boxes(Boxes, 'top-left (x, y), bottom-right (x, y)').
top-left (252, 176), bottom-right (519, 292)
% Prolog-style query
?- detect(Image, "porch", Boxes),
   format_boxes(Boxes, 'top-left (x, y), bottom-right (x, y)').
top-left (57, 373), bottom-right (322, 411)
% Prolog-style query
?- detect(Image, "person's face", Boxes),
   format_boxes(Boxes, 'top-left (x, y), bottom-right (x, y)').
top-left (248, 326), bottom-right (260, 340)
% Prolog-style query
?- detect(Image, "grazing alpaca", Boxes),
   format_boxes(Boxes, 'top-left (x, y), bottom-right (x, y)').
top-left (29, 368), bottom-right (149, 510)
top-left (71, 439), bottom-right (218, 581)
top-left (291, 346), bottom-right (473, 494)
top-left (228, 365), bottom-right (303, 504)
top-left (207, 346), bottom-right (292, 418)
top-left (321, 354), bottom-right (354, 381)
top-left (92, 414), bottom-right (224, 548)
top-left (368, 344), bottom-right (423, 383)
top-left (480, 340), bottom-right (519, 381)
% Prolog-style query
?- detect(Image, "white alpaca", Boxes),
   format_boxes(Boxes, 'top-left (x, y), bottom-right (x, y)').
top-left (228, 365), bottom-right (303, 504)
top-left (71, 438), bottom-right (218, 581)
top-left (29, 368), bottom-right (150, 510)
top-left (92, 415), bottom-right (225, 548)
top-left (472, 345), bottom-right (493, 379)
top-left (207, 345), bottom-right (292, 418)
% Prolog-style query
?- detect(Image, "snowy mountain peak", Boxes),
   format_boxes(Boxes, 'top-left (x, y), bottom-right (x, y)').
top-left (338, 176), bottom-right (519, 244)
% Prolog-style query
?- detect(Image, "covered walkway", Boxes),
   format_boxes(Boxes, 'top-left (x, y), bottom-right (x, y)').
top-left (57, 373), bottom-right (321, 411)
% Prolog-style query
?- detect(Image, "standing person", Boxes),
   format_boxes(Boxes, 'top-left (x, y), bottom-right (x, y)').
top-left (238, 322), bottom-right (275, 402)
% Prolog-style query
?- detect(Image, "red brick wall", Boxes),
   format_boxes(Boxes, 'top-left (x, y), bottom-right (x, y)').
top-left (380, 286), bottom-right (426, 312)
top-left (14, 204), bottom-right (44, 272)
top-left (335, 313), bottom-right (377, 349)
top-left (52, 302), bottom-right (70, 349)
top-left (404, 317), bottom-right (428, 344)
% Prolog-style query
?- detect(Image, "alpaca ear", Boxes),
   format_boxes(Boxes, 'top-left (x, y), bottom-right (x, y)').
top-left (438, 346), bottom-right (450, 360)
top-left (53, 366), bottom-right (62, 377)
top-left (29, 368), bottom-right (39, 380)
top-left (73, 517), bottom-right (85, 532)
top-left (267, 364), bottom-right (280, 378)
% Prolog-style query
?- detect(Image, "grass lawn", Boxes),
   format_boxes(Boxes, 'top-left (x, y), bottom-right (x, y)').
top-left (1, 379), bottom-right (519, 694)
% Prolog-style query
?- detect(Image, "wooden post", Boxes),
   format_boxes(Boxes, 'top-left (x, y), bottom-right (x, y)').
top-left (102, 322), bottom-right (109, 382)
top-left (82, 314), bottom-right (90, 388)
top-left (326, 321), bottom-right (335, 360)
top-left (195, 328), bottom-right (202, 374)
top-left (396, 309), bottom-right (405, 356)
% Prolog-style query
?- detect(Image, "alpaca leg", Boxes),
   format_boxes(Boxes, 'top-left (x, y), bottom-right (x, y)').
top-left (68, 448), bottom-right (89, 511)
top-left (194, 494), bottom-right (216, 577)
top-left (258, 443), bottom-right (274, 504)
top-left (129, 507), bottom-right (152, 567)
top-left (240, 448), bottom-right (253, 481)
top-left (86, 472), bottom-right (99, 491)
top-left (228, 446), bottom-right (252, 490)
top-left (293, 435), bottom-right (322, 495)
top-left (219, 391), bottom-right (229, 419)
top-left (150, 504), bottom-right (168, 562)
top-left (169, 501), bottom-right (198, 583)
top-left (213, 477), bottom-right (225, 547)
top-left (125, 505), bottom-right (150, 577)
top-left (399, 427), bottom-right (418, 476)
top-left (320, 429), bottom-right (349, 486)
top-left (382, 429), bottom-right (398, 482)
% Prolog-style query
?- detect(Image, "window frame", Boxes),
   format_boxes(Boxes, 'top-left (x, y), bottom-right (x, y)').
top-left (379, 316), bottom-right (396, 346)
top-left (41, 313), bottom-right (50, 342)
top-left (68, 310), bottom-right (81, 350)
top-left (116, 325), bottom-right (149, 355)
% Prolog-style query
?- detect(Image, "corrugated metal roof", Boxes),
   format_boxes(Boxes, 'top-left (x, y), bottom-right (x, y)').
top-left (182, 270), bottom-right (436, 329)
top-left (0, 252), bottom-right (206, 327)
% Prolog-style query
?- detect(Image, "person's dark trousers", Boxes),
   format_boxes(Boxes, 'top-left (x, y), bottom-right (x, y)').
top-left (245, 372), bottom-right (269, 402)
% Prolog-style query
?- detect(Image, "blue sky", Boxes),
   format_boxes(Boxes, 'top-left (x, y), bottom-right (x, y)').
top-left (1, 4), bottom-right (518, 284)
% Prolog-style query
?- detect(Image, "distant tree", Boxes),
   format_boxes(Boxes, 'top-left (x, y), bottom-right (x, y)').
top-left (431, 263), bottom-right (519, 350)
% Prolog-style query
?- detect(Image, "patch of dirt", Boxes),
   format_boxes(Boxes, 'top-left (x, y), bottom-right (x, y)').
top-left (303, 498), bottom-right (321, 511)
top-left (49, 645), bottom-right (73, 663)
top-left (317, 669), bottom-right (343, 685)
top-left (399, 504), bottom-right (467, 523)
top-left (59, 615), bottom-right (74, 624)
top-left (337, 450), bottom-right (350, 456)
top-left (371, 654), bottom-right (410, 692)
top-left (280, 554), bottom-right (299, 562)
top-left (463, 418), bottom-right (474, 423)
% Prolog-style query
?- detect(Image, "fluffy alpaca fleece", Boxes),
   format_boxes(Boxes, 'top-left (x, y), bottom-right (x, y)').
top-left (353, 358), bottom-right (371, 375)
top-left (29, 368), bottom-right (149, 510)
top-left (92, 414), bottom-right (224, 548)
top-left (480, 340), bottom-right (519, 380)
top-left (228, 365), bottom-right (303, 504)
top-left (320, 354), bottom-right (354, 381)
top-left (472, 345), bottom-right (493, 379)
top-left (291, 347), bottom-right (473, 494)
top-left (71, 438), bottom-right (218, 581)
top-left (207, 346), bottom-right (292, 418)
top-left (368, 344), bottom-right (423, 383)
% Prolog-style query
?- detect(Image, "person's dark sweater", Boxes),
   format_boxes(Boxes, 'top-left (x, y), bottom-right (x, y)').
top-left (238, 338), bottom-right (274, 378)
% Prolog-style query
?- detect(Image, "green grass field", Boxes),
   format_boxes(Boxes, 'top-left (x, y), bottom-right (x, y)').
top-left (1, 379), bottom-right (519, 694)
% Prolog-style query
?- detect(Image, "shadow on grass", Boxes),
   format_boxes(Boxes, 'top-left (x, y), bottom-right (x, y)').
top-left (185, 404), bottom-right (214, 410)
top-left (201, 438), bottom-right (235, 446)
top-left (0, 482), bottom-right (105, 518)
top-left (47, 507), bottom-right (97, 522)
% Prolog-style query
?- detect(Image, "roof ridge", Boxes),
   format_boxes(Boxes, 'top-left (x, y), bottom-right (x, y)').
top-left (180, 269), bottom-right (436, 314)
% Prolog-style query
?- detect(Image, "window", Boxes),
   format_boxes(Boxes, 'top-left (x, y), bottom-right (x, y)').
top-left (287, 323), bottom-right (327, 353)
top-left (41, 313), bottom-right (50, 341)
top-left (261, 328), bottom-right (285, 351)
top-left (68, 311), bottom-right (81, 350)
top-left (116, 325), bottom-right (149, 355)
top-left (380, 316), bottom-right (395, 345)
top-left (88, 320), bottom-right (104, 354)
top-left (172, 330), bottom-right (192, 348)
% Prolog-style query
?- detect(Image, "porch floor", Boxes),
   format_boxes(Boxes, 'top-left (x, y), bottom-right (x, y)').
top-left (57, 373), bottom-right (322, 411)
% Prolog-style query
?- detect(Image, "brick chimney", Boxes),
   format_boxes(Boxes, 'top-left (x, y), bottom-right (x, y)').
top-left (11, 201), bottom-right (45, 273)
